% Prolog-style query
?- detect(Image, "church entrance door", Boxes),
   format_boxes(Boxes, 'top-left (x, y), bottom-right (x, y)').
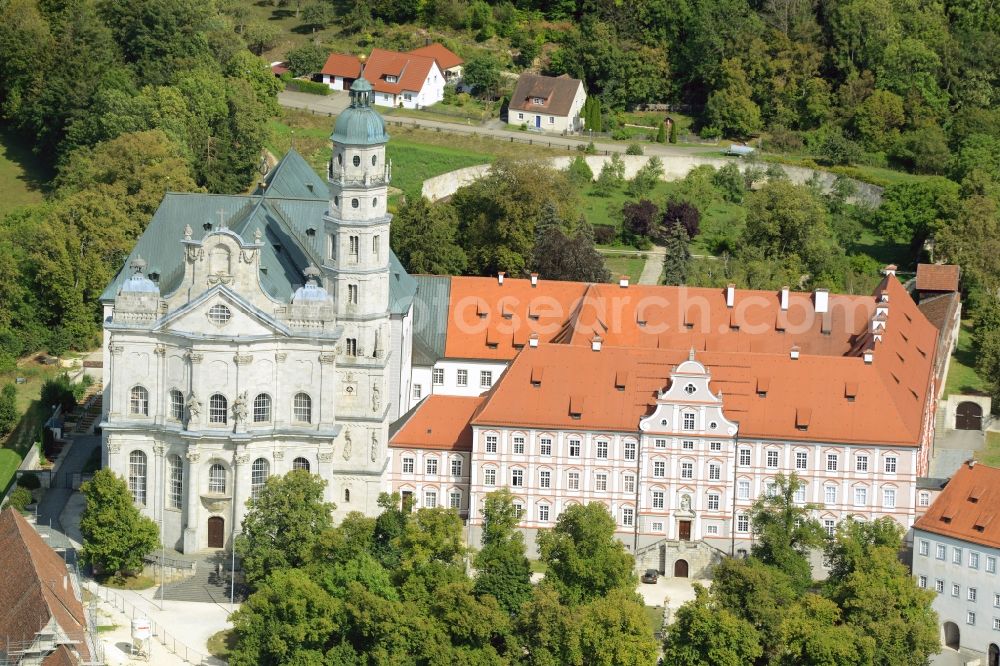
top-left (208, 516), bottom-right (224, 549)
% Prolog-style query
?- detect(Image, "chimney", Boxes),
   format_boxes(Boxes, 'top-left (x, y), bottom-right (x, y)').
top-left (726, 284), bottom-right (735, 308)
top-left (497, 271), bottom-right (505, 286)
top-left (619, 275), bottom-right (629, 289)
top-left (789, 345), bottom-right (800, 360)
top-left (528, 333), bottom-right (539, 348)
top-left (530, 273), bottom-right (538, 287)
top-left (882, 264), bottom-right (897, 277)
top-left (814, 288), bottom-right (829, 314)
top-left (780, 286), bottom-right (789, 311)
top-left (863, 348), bottom-right (874, 364)
top-left (591, 335), bottom-right (602, 351)
top-left (969, 459), bottom-right (977, 468)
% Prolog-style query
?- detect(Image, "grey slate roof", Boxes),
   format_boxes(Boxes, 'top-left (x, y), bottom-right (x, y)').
top-left (410, 275), bottom-right (451, 366)
top-left (102, 150), bottom-right (417, 315)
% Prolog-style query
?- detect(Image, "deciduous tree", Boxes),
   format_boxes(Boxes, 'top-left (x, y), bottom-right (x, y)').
top-left (473, 490), bottom-right (533, 614)
top-left (79, 469), bottom-right (159, 578)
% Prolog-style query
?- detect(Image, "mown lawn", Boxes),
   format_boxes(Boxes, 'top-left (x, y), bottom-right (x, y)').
top-left (0, 125), bottom-right (48, 217)
top-left (644, 605), bottom-right (664, 637)
top-left (944, 321), bottom-right (990, 397)
top-left (0, 361), bottom-right (67, 496)
top-left (981, 432), bottom-right (1000, 467)
top-left (604, 255), bottom-right (646, 283)
top-left (384, 98), bottom-right (496, 124)
top-left (208, 629), bottom-right (237, 660)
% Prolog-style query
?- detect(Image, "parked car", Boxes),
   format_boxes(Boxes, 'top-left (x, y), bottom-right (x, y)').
top-left (641, 569), bottom-right (659, 584)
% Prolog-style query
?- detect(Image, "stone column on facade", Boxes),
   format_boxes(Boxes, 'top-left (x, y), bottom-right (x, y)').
top-left (108, 341), bottom-right (125, 418)
top-left (318, 352), bottom-right (337, 428)
top-left (153, 443), bottom-right (166, 523)
top-left (231, 449), bottom-right (250, 546)
top-left (274, 352), bottom-right (287, 426)
top-left (154, 345), bottom-right (166, 425)
top-left (186, 351), bottom-right (204, 430)
top-left (183, 445), bottom-right (201, 553)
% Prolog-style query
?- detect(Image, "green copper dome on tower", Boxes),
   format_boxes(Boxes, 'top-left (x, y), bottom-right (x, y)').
top-left (330, 76), bottom-right (389, 146)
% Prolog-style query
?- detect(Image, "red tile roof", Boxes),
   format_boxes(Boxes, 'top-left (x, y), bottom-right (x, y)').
top-left (363, 49), bottom-right (437, 95)
top-left (508, 73), bottom-right (584, 116)
top-left (390, 395), bottom-right (485, 451)
top-left (914, 462), bottom-right (1000, 548)
top-left (270, 62), bottom-right (289, 76)
top-left (916, 263), bottom-right (960, 292)
top-left (321, 53), bottom-right (363, 78)
top-left (408, 43), bottom-right (463, 71)
top-left (0, 509), bottom-right (90, 664)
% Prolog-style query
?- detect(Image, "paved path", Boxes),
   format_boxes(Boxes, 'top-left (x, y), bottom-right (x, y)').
top-left (35, 434), bottom-right (99, 532)
top-left (638, 245), bottom-right (666, 285)
top-left (279, 91), bottom-right (715, 158)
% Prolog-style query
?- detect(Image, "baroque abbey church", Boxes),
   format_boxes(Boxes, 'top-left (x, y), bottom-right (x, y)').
top-left (102, 77), bottom-right (946, 569)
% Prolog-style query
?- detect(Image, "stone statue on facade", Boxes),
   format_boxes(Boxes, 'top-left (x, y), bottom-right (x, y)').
top-left (343, 428), bottom-right (352, 460)
top-left (680, 494), bottom-right (692, 512)
top-left (370, 431), bottom-right (378, 462)
top-left (186, 392), bottom-right (201, 427)
top-left (232, 391), bottom-right (248, 424)
top-left (371, 384), bottom-right (381, 412)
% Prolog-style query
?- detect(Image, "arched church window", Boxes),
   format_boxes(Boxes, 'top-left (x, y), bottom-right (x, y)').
top-left (209, 394), bottom-right (228, 424)
top-left (253, 394), bottom-right (271, 422)
top-left (293, 457), bottom-right (310, 472)
top-left (129, 386), bottom-right (149, 416)
top-left (371, 155), bottom-right (377, 166)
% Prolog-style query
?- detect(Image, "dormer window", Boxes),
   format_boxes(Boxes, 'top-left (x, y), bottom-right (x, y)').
top-left (531, 96), bottom-right (544, 104)
top-left (384, 75), bottom-right (398, 83)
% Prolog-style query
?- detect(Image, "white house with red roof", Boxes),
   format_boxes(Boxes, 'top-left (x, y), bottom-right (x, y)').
top-left (912, 461), bottom-right (1000, 663)
top-left (320, 53), bottom-right (363, 91)
top-left (319, 45), bottom-right (460, 106)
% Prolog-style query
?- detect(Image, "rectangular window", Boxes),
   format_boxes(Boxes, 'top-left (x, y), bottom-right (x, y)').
top-left (402, 457), bottom-right (414, 473)
top-left (952, 583), bottom-right (961, 597)
top-left (707, 493), bottom-right (720, 511)
top-left (795, 452), bottom-right (808, 470)
top-left (652, 491), bottom-right (664, 509)
top-left (514, 502), bottom-right (524, 519)
top-left (918, 575), bottom-right (927, 588)
top-left (425, 458), bottom-right (438, 475)
top-left (794, 485), bottom-right (806, 504)
top-left (345, 338), bottom-right (358, 356)
top-left (681, 462), bottom-right (693, 479)
top-left (995, 593), bottom-right (1000, 608)
top-left (432, 368), bottom-right (444, 385)
top-left (709, 464), bottom-right (721, 481)
top-left (970, 552), bottom-right (980, 569)
top-left (485, 435), bottom-right (498, 453)
top-left (936, 544), bottom-right (946, 560)
top-left (653, 461), bottom-right (666, 478)
top-left (825, 485), bottom-right (837, 505)
top-left (824, 519), bottom-right (835, 536)
top-left (480, 371), bottom-right (492, 388)
top-left (596, 441), bottom-right (608, 458)
top-left (372, 234), bottom-right (380, 258)
top-left (623, 474), bottom-right (635, 493)
top-left (549, 116), bottom-right (554, 124)
top-left (954, 547), bottom-right (963, 564)
top-left (349, 235), bottom-right (359, 260)
top-left (884, 456), bottom-right (897, 473)
top-left (568, 471), bottom-right (580, 490)
top-left (511, 469), bottom-right (524, 486)
top-left (710, 441), bottom-right (723, 451)
top-left (168, 458), bottom-right (183, 509)
top-left (683, 413), bottom-right (696, 430)
top-left (854, 487), bottom-right (867, 506)
top-left (595, 473), bottom-right (607, 491)
top-left (827, 453), bottom-right (839, 471)
top-left (569, 439), bottom-right (581, 457)
top-left (655, 438), bottom-right (667, 449)
top-left (424, 491), bottom-right (437, 508)
top-left (451, 458), bottom-right (463, 477)
top-left (969, 587), bottom-right (978, 602)
top-left (934, 579), bottom-right (944, 593)
top-left (737, 480), bottom-right (750, 500)
top-left (766, 450), bottom-right (779, 468)
top-left (967, 611), bottom-right (976, 626)
top-left (652, 521), bottom-right (664, 532)
top-left (412, 384), bottom-right (422, 400)
top-left (993, 618), bottom-right (1000, 630)
top-left (457, 369), bottom-right (468, 387)
top-left (987, 556), bottom-right (997, 573)
top-left (539, 470), bottom-right (551, 488)
top-left (625, 441), bottom-right (637, 460)
top-left (883, 488), bottom-right (896, 508)
top-left (682, 440), bottom-right (695, 450)
top-left (739, 448), bottom-right (751, 466)
top-left (737, 514), bottom-right (749, 532)
top-left (517, 112), bottom-right (523, 119)
top-left (450, 491), bottom-right (461, 509)
top-left (856, 455), bottom-right (868, 472)
top-left (328, 234), bottom-right (336, 259)
top-left (707, 525), bottom-right (719, 535)
top-left (622, 507), bottom-right (634, 526)
top-left (538, 504), bottom-right (550, 522)
top-left (918, 540), bottom-right (929, 556)
top-left (540, 438), bottom-right (552, 456)
top-left (513, 436), bottom-right (525, 454)
top-left (484, 468), bottom-right (496, 485)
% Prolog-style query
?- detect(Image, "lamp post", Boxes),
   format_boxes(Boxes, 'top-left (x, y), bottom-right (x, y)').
top-left (230, 532), bottom-right (239, 612)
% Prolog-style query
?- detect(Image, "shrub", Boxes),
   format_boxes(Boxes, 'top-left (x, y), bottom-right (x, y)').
top-left (566, 156), bottom-right (594, 186)
top-left (41, 374), bottom-right (78, 413)
top-left (625, 143), bottom-right (644, 155)
top-left (669, 121), bottom-right (678, 144)
top-left (584, 141), bottom-right (597, 155)
top-left (0, 384), bottom-right (16, 435)
top-left (8, 487), bottom-right (32, 511)
top-left (593, 225), bottom-right (617, 244)
top-left (284, 78), bottom-right (331, 96)
top-left (17, 473), bottom-right (41, 491)
top-left (656, 122), bottom-right (667, 143)
top-left (699, 126), bottom-right (722, 140)
top-left (611, 128), bottom-right (630, 140)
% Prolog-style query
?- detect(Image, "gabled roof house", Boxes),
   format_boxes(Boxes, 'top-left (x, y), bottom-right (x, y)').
top-left (507, 73), bottom-right (587, 133)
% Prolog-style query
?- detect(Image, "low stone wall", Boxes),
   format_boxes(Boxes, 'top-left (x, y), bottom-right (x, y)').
top-left (421, 154), bottom-right (883, 206)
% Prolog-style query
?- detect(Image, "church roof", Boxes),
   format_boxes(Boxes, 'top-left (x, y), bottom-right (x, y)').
top-left (411, 275), bottom-right (451, 366)
top-left (257, 148), bottom-right (328, 199)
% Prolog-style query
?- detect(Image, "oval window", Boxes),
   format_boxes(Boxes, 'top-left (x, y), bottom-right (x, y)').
top-left (371, 155), bottom-right (377, 166)
top-left (372, 197), bottom-right (378, 207)
top-left (351, 198), bottom-right (359, 209)
top-left (352, 155), bottom-right (361, 167)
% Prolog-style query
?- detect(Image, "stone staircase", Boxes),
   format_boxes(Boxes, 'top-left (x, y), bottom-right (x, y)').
top-left (634, 538), bottom-right (727, 579)
top-left (74, 384), bottom-right (103, 435)
top-left (157, 553), bottom-right (247, 604)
